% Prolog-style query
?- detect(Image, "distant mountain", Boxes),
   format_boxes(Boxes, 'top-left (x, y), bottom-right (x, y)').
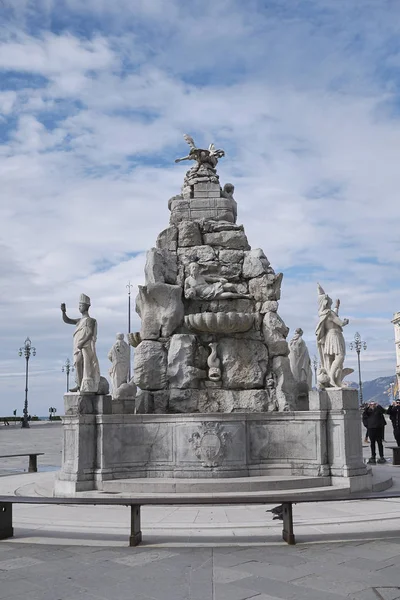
top-left (347, 376), bottom-right (397, 406)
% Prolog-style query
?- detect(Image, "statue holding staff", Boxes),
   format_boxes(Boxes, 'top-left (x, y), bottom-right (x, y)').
top-left (315, 284), bottom-right (351, 388)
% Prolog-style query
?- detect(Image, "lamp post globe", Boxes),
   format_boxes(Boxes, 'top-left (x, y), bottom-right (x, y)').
top-left (349, 332), bottom-right (367, 406)
top-left (18, 337), bottom-right (36, 429)
top-left (62, 358), bottom-right (74, 393)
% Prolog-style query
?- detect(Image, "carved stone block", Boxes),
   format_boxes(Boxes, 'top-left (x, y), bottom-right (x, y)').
top-left (249, 273), bottom-right (283, 302)
top-left (133, 340), bottom-right (167, 390)
top-left (242, 249), bottom-right (271, 278)
top-left (153, 390), bottom-right (170, 414)
top-left (188, 198), bottom-right (236, 222)
top-left (203, 230), bottom-right (250, 250)
top-left (64, 393), bottom-right (112, 416)
top-left (201, 221), bottom-right (244, 234)
top-left (168, 389), bottom-right (209, 413)
top-left (178, 221), bottom-right (202, 247)
top-left (177, 245), bottom-right (215, 265)
top-left (207, 389), bottom-right (272, 412)
top-left (135, 391), bottom-right (154, 414)
top-left (193, 182), bottom-right (221, 192)
top-left (144, 248), bottom-right (177, 285)
top-left (136, 283), bottom-right (184, 340)
top-left (156, 226), bottom-right (178, 252)
top-left (218, 249), bottom-right (244, 264)
top-left (219, 338), bottom-right (268, 389)
top-left (167, 334), bottom-right (206, 388)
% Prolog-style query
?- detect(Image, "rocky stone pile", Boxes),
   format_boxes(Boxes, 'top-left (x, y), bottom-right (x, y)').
top-left (133, 146), bottom-right (298, 414)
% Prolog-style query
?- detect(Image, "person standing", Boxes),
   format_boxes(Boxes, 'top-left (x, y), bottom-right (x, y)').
top-left (387, 399), bottom-right (400, 446)
top-left (362, 401), bottom-right (387, 464)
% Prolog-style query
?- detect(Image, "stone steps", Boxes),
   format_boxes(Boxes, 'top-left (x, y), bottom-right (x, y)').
top-left (100, 475), bottom-right (333, 495)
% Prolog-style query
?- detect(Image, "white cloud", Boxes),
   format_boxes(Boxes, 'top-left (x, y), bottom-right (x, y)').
top-left (0, 32), bottom-right (115, 75)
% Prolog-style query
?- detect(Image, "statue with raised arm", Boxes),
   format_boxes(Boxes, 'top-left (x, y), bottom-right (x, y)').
top-left (315, 284), bottom-right (351, 388)
top-left (175, 134), bottom-right (225, 169)
top-left (184, 262), bottom-right (251, 300)
top-left (108, 333), bottom-right (130, 396)
top-left (61, 294), bottom-right (100, 394)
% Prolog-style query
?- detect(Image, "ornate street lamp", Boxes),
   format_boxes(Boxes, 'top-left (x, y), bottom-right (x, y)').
top-left (350, 332), bottom-right (367, 406)
top-left (18, 337), bottom-right (36, 429)
top-left (127, 281), bottom-right (133, 380)
top-left (61, 358), bottom-right (74, 392)
top-left (312, 355), bottom-right (319, 389)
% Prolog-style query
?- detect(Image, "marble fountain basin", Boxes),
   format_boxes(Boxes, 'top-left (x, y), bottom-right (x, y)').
top-left (184, 311), bottom-right (254, 333)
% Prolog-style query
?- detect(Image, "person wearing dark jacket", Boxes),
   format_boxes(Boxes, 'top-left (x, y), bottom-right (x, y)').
top-left (387, 400), bottom-right (400, 446)
top-left (362, 402), bottom-right (387, 464)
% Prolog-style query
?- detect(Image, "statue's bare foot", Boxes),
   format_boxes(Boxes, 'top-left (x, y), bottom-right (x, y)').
top-left (69, 386), bottom-right (80, 393)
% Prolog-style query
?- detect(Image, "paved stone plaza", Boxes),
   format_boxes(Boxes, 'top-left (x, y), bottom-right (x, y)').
top-left (2, 423), bottom-right (400, 599)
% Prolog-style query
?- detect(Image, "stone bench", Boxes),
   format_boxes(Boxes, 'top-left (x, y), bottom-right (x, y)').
top-left (2, 489), bottom-right (400, 547)
top-left (0, 453), bottom-right (44, 473)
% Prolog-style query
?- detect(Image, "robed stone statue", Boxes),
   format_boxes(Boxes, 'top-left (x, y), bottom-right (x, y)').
top-left (289, 328), bottom-right (313, 391)
top-left (61, 294), bottom-right (101, 394)
top-left (108, 333), bottom-right (130, 396)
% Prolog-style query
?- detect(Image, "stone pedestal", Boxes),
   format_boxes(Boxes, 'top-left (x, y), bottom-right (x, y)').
top-left (310, 388), bottom-right (370, 491)
top-left (55, 388), bottom-right (373, 496)
top-left (54, 393), bottom-right (112, 496)
top-left (112, 398), bottom-right (136, 414)
top-left (55, 389), bottom-right (373, 495)
top-left (64, 393), bottom-right (112, 416)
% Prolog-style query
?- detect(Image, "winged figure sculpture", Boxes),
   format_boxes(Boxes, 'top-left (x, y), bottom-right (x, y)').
top-left (175, 134), bottom-right (225, 167)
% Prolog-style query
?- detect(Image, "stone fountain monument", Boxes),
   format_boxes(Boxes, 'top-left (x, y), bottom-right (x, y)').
top-left (54, 136), bottom-right (375, 496)
top-left (133, 133), bottom-right (296, 415)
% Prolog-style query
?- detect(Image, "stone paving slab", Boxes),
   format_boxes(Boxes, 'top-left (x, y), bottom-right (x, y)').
top-left (3, 422), bottom-right (400, 598)
top-left (1, 542), bottom-right (400, 600)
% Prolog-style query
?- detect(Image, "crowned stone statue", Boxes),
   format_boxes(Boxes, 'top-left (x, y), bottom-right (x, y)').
top-left (315, 284), bottom-right (352, 388)
top-left (61, 294), bottom-right (101, 394)
top-left (108, 333), bottom-right (130, 397)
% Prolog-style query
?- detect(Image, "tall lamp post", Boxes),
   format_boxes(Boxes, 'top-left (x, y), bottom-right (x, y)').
top-left (18, 337), bottom-right (36, 429)
top-left (62, 358), bottom-right (74, 392)
top-left (350, 332), bottom-right (367, 406)
top-left (126, 281), bottom-right (133, 380)
top-left (312, 355), bottom-right (319, 389)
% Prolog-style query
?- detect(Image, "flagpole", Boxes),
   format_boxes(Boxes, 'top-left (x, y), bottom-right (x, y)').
top-left (126, 282), bottom-right (133, 380)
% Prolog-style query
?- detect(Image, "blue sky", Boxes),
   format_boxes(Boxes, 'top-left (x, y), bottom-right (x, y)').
top-left (1, 0), bottom-right (400, 416)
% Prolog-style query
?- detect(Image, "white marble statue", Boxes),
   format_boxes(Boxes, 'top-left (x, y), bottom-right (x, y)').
top-left (108, 333), bottom-right (130, 396)
top-left (61, 294), bottom-right (101, 394)
top-left (208, 342), bottom-right (221, 382)
top-left (289, 328), bottom-right (313, 390)
top-left (315, 284), bottom-right (350, 388)
top-left (184, 262), bottom-right (251, 300)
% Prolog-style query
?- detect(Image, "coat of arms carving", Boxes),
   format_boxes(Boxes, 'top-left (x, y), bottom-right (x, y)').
top-left (188, 422), bottom-right (232, 467)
